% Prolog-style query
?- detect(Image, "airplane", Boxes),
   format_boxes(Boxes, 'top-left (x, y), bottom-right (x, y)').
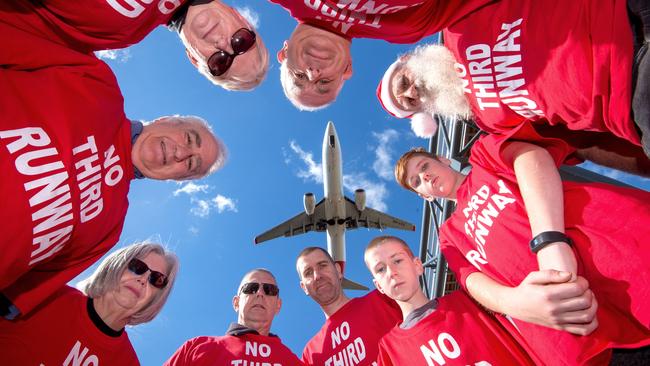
top-left (254, 121), bottom-right (416, 290)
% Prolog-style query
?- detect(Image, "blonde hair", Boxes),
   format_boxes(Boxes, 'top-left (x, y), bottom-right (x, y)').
top-left (78, 242), bottom-right (179, 326)
top-left (365, 235), bottom-right (414, 260)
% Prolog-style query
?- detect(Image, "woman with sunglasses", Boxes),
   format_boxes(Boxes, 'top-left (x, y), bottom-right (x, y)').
top-left (0, 242), bottom-right (178, 365)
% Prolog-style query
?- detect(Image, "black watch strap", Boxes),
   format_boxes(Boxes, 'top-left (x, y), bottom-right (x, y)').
top-left (529, 231), bottom-right (573, 253)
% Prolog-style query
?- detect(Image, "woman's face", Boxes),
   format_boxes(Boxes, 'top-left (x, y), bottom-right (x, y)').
top-left (111, 252), bottom-right (168, 317)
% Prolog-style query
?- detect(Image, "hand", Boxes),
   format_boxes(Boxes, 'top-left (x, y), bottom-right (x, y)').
top-left (504, 270), bottom-right (598, 335)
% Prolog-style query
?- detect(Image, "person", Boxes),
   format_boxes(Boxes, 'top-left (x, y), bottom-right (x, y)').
top-left (393, 131), bottom-right (650, 364)
top-left (364, 235), bottom-right (536, 365)
top-left (296, 246), bottom-right (401, 366)
top-left (164, 268), bottom-right (303, 366)
top-left (272, 0), bottom-right (492, 110)
top-left (0, 0), bottom-right (268, 90)
top-left (376, 43), bottom-right (650, 177)
top-left (0, 241), bottom-right (179, 365)
top-left (0, 37), bottom-right (225, 319)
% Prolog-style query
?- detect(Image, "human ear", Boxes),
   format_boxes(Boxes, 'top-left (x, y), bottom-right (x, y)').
top-left (185, 48), bottom-right (199, 67)
top-left (277, 41), bottom-right (289, 63)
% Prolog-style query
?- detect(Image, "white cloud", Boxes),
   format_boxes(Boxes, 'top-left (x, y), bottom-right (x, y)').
top-left (188, 226), bottom-right (199, 236)
top-left (236, 6), bottom-right (260, 29)
top-left (289, 140), bottom-right (323, 183)
top-left (95, 49), bottom-right (131, 62)
top-left (173, 182), bottom-right (210, 196)
top-left (372, 129), bottom-right (399, 180)
top-left (288, 141), bottom-right (389, 211)
top-left (189, 195), bottom-right (238, 217)
top-left (213, 194), bottom-right (238, 213)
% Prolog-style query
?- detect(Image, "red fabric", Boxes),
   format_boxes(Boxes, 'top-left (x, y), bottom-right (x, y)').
top-left (439, 133), bottom-right (650, 365)
top-left (443, 0), bottom-right (639, 145)
top-left (269, 0), bottom-right (493, 43)
top-left (301, 290), bottom-right (402, 366)
top-left (164, 334), bottom-right (303, 366)
top-left (377, 290), bottom-right (535, 366)
top-left (0, 286), bottom-right (139, 365)
top-left (0, 29), bottom-right (133, 316)
top-left (0, 0), bottom-right (187, 53)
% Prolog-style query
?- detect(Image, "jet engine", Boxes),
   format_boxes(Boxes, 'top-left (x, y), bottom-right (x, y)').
top-left (304, 193), bottom-right (315, 215)
top-left (354, 189), bottom-right (366, 211)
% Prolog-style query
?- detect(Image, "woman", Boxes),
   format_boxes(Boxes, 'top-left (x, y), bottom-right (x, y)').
top-left (394, 126), bottom-right (650, 365)
top-left (0, 242), bottom-right (178, 365)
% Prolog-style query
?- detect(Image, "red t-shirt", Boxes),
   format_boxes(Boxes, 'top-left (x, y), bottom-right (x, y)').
top-left (301, 290), bottom-right (402, 366)
top-left (0, 34), bottom-right (133, 316)
top-left (443, 0), bottom-right (639, 145)
top-left (0, 286), bottom-right (139, 365)
top-left (378, 290), bottom-right (535, 366)
top-left (165, 334), bottom-right (304, 366)
top-left (0, 0), bottom-right (187, 53)
top-left (439, 130), bottom-right (650, 365)
top-left (269, 0), bottom-right (493, 43)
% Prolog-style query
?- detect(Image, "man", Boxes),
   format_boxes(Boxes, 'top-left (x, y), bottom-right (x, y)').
top-left (364, 235), bottom-right (536, 365)
top-left (0, 36), bottom-right (225, 319)
top-left (378, 43), bottom-right (650, 177)
top-left (296, 246), bottom-right (401, 366)
top-left (164, 268), bottom-right (302, 366)
top-left (272, 0), bottom-right (494, 110)
top-left (1, 0), bottom-right (268, 90)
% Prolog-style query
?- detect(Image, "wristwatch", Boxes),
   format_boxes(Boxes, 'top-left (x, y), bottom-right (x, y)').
top-left (529, 231), bottom-right (573, 253)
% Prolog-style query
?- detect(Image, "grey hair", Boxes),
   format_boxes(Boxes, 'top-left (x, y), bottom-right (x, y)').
top-left (237, 268), bottom-right (278, 294)
top-left (279, 60), bottom-right (332, 112)
top-left (179, 28), bottom-right (269, 91)
top-left (77, 242), bottom-right (179, 326)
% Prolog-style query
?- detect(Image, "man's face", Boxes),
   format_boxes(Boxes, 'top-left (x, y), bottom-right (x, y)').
top-left (182, 1), bottom-right (265, 83)
top-left (389, 66), bottom-right (423, 113)
top-left (297, 250), bottom-right (344, 307)
top-left (132, 117), bottom-right (220, 180)
top-left (365, 240), bottom-right (422, 302)
top-left (233, 271), bottom-right (281, 328)
top-left (405, 155), bottom-right (461, 201)
top-left (278, 24), bottom-right (353, 108)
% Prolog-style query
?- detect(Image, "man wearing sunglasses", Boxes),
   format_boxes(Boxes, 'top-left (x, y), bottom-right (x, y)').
top-left (1, 0), bottom-right (268, 91)
top-left (165, 269), bottom-right (303, 366)
top-left (0, 28), bottom-right (226, 321)
top-left (296, 247), bottom-right (402, 366)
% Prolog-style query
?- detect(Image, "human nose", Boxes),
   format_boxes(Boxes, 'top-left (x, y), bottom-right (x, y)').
top-left (306, 67), bottom-right (321, 80)
top-left (174, 144), bottom-right (191, 161)
top-left (404, 85), bottom-right (418, 99)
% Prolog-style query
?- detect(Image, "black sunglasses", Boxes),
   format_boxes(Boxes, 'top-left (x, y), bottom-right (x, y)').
top-left (240, 282), bottom-right (280, 296)
top-left (207, 28), bottom-right (257, 77)
top-left (127, 258), bottom-right (169, 289)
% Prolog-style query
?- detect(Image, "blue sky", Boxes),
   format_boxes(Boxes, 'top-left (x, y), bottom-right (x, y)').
top-left (72, 1), bottom-right (650, 365)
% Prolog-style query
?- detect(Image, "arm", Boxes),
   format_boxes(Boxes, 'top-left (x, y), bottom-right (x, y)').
top-left (502, 141), bottom-right (577, 275)
top-left (465, 271), bottom-right (598, 335)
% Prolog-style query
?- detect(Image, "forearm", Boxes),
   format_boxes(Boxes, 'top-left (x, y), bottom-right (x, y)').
top-left (465, 272), bottom-right (515, 315)
top-left (536, 242), bottom-right (577, 275)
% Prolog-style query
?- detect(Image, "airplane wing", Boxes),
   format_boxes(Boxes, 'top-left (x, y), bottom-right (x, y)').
top-left (343, 197), bottom-right (416, 232)
top-left (254, 199), bottom-right (327, 244)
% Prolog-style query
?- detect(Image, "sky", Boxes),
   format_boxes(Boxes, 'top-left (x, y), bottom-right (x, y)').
top-left (71, 1), bottom-right (650, 365)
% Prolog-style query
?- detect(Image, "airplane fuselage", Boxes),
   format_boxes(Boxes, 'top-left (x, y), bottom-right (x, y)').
top-left (323, 122), bottom-right (346, 267)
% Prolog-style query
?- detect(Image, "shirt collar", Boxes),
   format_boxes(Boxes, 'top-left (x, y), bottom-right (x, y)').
top-left (130, 120), bottom-right (145, 179)
top-left (226, 322), bottom-right (278, 338)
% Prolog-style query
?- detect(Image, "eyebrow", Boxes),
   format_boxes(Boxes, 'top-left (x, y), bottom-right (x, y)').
top-left (191, 129), bottom-right (202, 148)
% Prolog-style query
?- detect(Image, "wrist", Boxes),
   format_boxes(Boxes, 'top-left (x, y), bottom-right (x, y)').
top-left (530, 231), bottom-right (572, 253)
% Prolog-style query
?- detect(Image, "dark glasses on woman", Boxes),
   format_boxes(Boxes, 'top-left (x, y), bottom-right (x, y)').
top-left (239, 282), bottom-right (280, 296)
top-left (127, 258), bottom-right (168, 289)
top-left (207, 28), bottom-right (257, 76)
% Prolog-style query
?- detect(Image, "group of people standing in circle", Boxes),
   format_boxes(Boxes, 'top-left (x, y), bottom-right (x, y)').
top-left (1, 0), bottom-right (650, 365)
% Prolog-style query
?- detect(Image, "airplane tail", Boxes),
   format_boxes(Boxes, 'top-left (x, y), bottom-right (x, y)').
top-left (342, 277), bottom-right (369, 291)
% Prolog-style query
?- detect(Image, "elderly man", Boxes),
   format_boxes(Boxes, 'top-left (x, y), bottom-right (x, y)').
top-left (1, 0), bottom-right (268, 90)
top-left (272, 0), bottom-right (492, 110)
top-left (165, 268), bottom-right (302, 366)
top-left (0, 37), bottom-right (225, 319)
top-left (296, 246), bottom-right (401, 366)
top-left (377, 43), bottom-right (650, 177)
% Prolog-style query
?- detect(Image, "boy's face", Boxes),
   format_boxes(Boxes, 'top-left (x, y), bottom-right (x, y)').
top-left (404, 155), bottom-right (459, 201)
top-left (365, 240), bottom-right (423, 303)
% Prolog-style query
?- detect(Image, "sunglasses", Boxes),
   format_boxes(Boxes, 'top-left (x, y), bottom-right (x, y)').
top-left (207, 28), bottom-right (257, 76)
top-left (239, 282), bottom-right (280, 296)
top-left (127, 258), bottom-right (169, 289)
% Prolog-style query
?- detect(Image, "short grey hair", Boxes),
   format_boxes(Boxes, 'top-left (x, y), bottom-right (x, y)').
top-left (180, 28), bottom-right (269, 91)
top-left (279, 60), bottom-right (331, 112)
top-left (237, 268), bottom-right (278, 294)
top-left (77, 242), bottom-right (179, 326)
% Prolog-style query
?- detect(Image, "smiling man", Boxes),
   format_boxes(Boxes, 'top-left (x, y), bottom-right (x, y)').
top-left (296, 247), bottom-right (401, 366)
top-left (165, 269), bottom-right (303, 366)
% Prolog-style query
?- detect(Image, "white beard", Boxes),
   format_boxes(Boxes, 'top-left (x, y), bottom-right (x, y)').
top-left (405, 44), bottom-right (473, 120)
